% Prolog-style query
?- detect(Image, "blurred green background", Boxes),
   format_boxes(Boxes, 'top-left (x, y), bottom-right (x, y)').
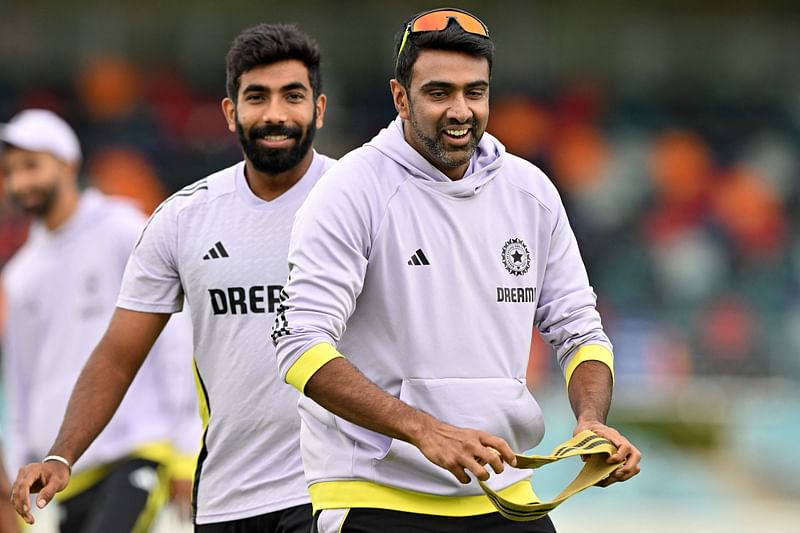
top-left (2, 1), bottom-right (799, 531)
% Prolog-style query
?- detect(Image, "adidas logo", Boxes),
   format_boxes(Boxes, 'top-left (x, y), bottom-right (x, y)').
top-left (203, 241), bottom-right (229, 260)
top-left (407, 248), bottom-right (430, 266)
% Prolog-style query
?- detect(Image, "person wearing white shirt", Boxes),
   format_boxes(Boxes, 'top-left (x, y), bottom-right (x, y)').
top-left (1, 108), bottom-right (200, 533)
top-left (10, 23), bottom-right (335, 533)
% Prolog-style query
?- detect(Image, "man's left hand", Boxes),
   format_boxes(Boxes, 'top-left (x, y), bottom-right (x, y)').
top-left (574, 421), bottom-right (641, 487)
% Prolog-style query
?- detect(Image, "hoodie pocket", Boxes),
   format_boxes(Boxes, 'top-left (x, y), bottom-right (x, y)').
top-left (371, 377), bottom-right (544, 496)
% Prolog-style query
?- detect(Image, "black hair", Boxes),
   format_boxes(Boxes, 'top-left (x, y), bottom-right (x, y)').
top-left (393, 13), bottom-right (494, 88)
top-left (225, 23), bottom-right (322, 102)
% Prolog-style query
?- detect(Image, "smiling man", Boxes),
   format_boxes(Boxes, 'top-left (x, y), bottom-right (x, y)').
top-left (11, 24), bottom-right (334, 533)
top-left (272, 8), bottom-right (641, 533)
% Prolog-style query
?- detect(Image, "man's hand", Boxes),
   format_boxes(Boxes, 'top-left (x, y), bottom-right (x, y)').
top-left (170, 478), bottom-right (193, 522)
top-left (411, 419), bottom-right (517, 484)
top-left (574, 421), bottom-right (641, 487)
top-left (10, 461), bottom-right (70, 525)
top-left (304, 357), bottom-right (518, 485)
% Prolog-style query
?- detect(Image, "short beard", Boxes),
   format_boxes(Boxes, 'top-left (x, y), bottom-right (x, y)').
top-left (408, 101), bottom-right (480, 170)
top-left (236, 110), bottom-right (317, 175)
top-left (9, 183), bottom-right (59, 217)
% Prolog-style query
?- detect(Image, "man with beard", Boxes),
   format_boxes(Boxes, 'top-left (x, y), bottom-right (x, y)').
top-left (0, 108), bottom-right (200, 532)
top-left (272, 8), bottom-right (641, 532)
top-left (11, 24), bottom-right (334, 533)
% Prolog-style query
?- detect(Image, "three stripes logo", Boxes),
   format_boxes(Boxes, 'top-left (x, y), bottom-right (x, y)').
top-left (407, 249), bottom-right (430, 266)
top-left (203, 241), bottom-right (229, 260)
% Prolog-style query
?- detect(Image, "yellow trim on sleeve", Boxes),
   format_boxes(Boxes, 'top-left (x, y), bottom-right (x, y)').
top-left (308, 479), bottom-right (537, 516)
top-left (285, 342), bottom-right (344, 393)
top-left (564, 345), bottom-right (614, 386)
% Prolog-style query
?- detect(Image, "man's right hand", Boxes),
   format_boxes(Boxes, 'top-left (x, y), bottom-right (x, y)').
top-left (10, 461), bottom-right (70, 525)
top-left (304, 357), bottom-right (519, 486)
top-left (411, 418), bottom-right (517, 484)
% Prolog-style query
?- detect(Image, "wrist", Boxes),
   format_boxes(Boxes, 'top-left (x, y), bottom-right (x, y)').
top-left (42, 454), bottom-right (72, 475)
top-left (401, 409), bottom-right (435, 446)
top-left (575, 417), bottom-right (606, 429)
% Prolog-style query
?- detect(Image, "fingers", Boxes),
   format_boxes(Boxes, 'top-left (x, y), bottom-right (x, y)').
top-left (456, 436), bottom-right (516, 483)
top-left (36, 477), bottom-right (63, 510)
top-left (470, 449), bottom-right (500, 480)
top-left (596, 455), bottom-right (640, 488)
top-left (440, 448), bottom-right (490, 484)
top-left (455, 459), bottom-right (483, 484)
top-left (576, 423), bottom-right (642, 487)
top-left (11, 466), bottom-right (40, 525)
top-left (10, 462), bottom-right (70, 524)
top-left (481, 436), bottom-right (516, 468)
top-left (435, 441), bottom-right (510, 484)
top-left (606, 440), bottom-right (641, 484)
top-left (416, 422), bottom-right (519, 485)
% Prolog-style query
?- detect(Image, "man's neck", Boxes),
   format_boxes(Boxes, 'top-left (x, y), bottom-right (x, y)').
top-left (243, 150), bottom-right (314, 202)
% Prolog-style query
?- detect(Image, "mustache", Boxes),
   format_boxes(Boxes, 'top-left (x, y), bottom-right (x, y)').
top-left (439, 118), bottom-right (480, 130)
top-left (249, 123), bottom-right (302, 140)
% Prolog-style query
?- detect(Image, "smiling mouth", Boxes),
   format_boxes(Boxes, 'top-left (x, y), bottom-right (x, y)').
top-left (444, 128), bottom-right (470, 138)
top-left (256, 134), bottom-right (296, 148)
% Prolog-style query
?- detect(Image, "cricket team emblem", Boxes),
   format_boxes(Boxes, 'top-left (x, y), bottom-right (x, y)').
top-left (501, 238), bottom-right (530, 276)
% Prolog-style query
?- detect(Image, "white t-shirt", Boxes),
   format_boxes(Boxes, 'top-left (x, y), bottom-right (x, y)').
top-left (1, 189), bottom-right (198, 474)
top-left (118, 153), bottom-right (335, 524)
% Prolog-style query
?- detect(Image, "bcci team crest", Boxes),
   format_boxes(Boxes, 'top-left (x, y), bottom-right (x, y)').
top-left (501, 238), bottom-right (531, 276)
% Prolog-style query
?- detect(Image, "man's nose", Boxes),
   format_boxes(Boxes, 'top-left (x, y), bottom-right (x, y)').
top-left (446, 93), bottom-right (472, 123)
top-left (261, 100), bottom-right (288, 124)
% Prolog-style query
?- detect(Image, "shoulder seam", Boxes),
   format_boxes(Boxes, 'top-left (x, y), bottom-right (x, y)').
top-left (134, 179), bottom-right (208, 249)
top-left (360, 148), bottom-right (415, 249)
top-left (498, 159), bottom-right (556, 218)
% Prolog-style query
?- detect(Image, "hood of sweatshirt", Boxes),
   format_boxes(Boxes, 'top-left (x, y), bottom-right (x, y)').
top-left (366, 115), bottom-right (506, 198)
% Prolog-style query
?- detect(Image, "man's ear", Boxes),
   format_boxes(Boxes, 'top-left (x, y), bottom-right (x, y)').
top-left (314, 93), bottom-right (327, 130)
top-left (221, 97), bottom-right (236, 133)
top-left (390, 79), bottom-right (410, 120)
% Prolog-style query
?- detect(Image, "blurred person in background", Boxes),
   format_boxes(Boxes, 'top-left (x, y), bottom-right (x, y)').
top-left (272, 8), bottom-right (640, 532)
top-left (0, 108), bottom-right (200, 532)
top-left (11, 23), bottom-right (334, 533)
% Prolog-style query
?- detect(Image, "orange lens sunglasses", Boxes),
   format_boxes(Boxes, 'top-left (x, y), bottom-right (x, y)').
top-left (396, 8), bottom-right (490, 66)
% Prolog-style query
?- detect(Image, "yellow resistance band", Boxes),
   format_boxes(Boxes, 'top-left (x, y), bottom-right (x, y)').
top-left (479, 430), bottom-right (624, 522)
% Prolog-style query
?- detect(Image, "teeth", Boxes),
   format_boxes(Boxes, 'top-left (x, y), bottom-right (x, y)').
top-left (263, 135), bottom-right (289, 141)
top-left (445, 129), bottom-right (468, 137)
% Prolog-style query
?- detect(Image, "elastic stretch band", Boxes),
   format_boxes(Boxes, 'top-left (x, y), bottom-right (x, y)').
top-left (479, 430), bottom-right (624, 521)
top-left (42, 455), bottom-right (72, 474)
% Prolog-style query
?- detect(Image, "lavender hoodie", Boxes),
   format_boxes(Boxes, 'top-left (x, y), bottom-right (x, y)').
top-left (273, 117), bottom-right (613, 513)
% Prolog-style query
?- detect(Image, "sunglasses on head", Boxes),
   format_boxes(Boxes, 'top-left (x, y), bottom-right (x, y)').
top-left (396, 8), bottom-right (490, 68)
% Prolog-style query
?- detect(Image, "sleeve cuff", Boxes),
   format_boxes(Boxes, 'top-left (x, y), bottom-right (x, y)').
top-left (285, 342), bottom-right (344, 393)
top-left (564, 345), bottom-right (614, 386)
